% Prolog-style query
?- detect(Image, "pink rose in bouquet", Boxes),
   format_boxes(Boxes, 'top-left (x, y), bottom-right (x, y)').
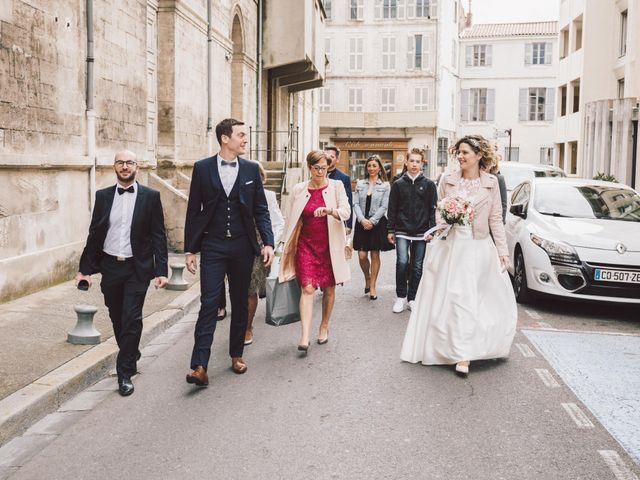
top-left (437, 196), bottom-right (475, 226)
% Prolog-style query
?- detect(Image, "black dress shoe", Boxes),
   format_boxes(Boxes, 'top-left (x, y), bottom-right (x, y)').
top-left (118, 378), bottom-right (134, 396)
top-left (136, 350), bottom-right (142, 361)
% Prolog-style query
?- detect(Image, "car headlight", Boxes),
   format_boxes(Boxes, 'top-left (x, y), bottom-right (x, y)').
top-left (530, 233), bottom-right (581, 265)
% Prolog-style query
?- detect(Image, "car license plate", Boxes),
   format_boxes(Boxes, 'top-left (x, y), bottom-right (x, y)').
top-left (594, 268), bottom-right (640, 284)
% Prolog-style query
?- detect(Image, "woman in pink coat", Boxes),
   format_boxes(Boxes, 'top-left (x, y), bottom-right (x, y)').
top-left (279, 151), bottom-right (351, 352)
top-left (400, 135), bottom-right (517, 376)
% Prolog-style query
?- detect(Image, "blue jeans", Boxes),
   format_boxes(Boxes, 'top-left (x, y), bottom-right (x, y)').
top-left (395, 237), bottom-right (427, 301)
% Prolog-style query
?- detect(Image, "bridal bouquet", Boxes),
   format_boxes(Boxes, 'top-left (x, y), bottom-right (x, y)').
top-left (438, 196), bottom-right (475, 226)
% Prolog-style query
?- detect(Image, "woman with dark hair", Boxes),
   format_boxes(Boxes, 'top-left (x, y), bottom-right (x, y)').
top-left (353, 155), bottom-right (393, 300)
top-left (400, 135), bottom-right (517, 376)
top-left (278, 151), bottom-right (351, 352)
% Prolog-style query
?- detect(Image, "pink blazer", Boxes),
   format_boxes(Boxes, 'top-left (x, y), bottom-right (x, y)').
top-left (438, 171), bottom-right (509, 257)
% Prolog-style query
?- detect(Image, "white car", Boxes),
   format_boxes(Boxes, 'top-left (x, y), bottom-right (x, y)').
top-left (505, 178), bottom-right (640, 304)
top-left (499, 162), bottom-right (566, 193)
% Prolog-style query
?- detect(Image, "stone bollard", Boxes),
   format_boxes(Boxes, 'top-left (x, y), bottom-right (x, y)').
top-left (68, 304), bottom-right (101, 345)
top-left (167, 262), bottom-right (189, 291)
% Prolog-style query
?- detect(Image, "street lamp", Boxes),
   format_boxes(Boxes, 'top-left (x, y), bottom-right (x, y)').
top-left (505, 128), bottom-right (513, 162)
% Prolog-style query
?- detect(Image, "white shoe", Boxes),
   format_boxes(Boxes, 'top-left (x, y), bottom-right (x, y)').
top-left (408, 300), bottom-right (415, 311)
top-left (455, 362), bottom-right (469, 376)
top-left (392, 297), bottom-right (406, 313)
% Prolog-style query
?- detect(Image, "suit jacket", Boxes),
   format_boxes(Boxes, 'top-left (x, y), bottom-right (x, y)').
top-left (184, 155), bottom-right (274, 255)
top-left (278, 180), bottom-right (351, 285)
top-left (328, 168), bottom-right (353, 229)
top-left (438, 171), bottom-right (508, 257)
top-left (79, 184), bottom-right (169, 281)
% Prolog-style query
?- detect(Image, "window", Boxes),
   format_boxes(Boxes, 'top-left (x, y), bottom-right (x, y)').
top-left (375, 0), bottom-right (404, 19)
top-left (519, 88), bottom-right (555, 121)
top-left (319, 87), bottom-right (331, 112)
top-left (415, 87), bottom-right (429, 111)
top-left (348, 87), bottom-right (363, 112)
top-left (416, 0), bottom-right (431, 18)
top-left (571, 79), bottom-right (580, 113)
top-left (349, 38), bottom-right (364, 71)
top-left (349, 0), bottom-right (364, 20)
top-left (618, 78), bottom-right (625, 99)
top-left (381, 87), bottom-right (396, 112)
top-left (560, 85), bottom-right (567, 116)
top-left (461, 88), bottom-right (495, 122)
top-left (325, 38), bottom-right (331, 72)
top-left (408, 34), bottom-right (429, 70)
top-left (465, 44), bottom-right (492, 66)
top-left (437, 137), bottom-right (449, 167)
top-left (540, 147), bottom-right (553, 165)
top-left (620, 10), bottom-right (628, 56)
top-left (560, 26), bottom-right (569, 59)
top-left (525, 42), bottom-right (552, 65)
top-left (324, 0), bottom-right (331, 19)
top-left (504, 147), bottom-right (520, 163)
top-left (569, 141), bottom-right (578, 175)
top-left (382, 37), bottom-right (396, 71)
top-left (573, 16), bottom-right (583, 51)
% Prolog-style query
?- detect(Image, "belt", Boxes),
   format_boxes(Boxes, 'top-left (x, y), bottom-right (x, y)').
top-left (103, 253), bottom-right (133, 262)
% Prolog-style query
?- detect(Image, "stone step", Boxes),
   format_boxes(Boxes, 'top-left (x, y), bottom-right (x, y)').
top-left (261, 161), bottom-right (285, 171)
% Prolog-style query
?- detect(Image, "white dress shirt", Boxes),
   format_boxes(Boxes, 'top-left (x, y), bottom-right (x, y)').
top-left (218, 154), bottom-right (239, 196)
top-left (103, 182), bottom-right (138, 258)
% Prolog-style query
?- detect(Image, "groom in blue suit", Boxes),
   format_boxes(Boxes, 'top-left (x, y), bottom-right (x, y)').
top-left (184, 118), bottom-right (274, 385)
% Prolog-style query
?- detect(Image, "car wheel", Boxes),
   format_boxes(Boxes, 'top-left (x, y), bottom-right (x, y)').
top-left (513, 247), bottom-right (532, 304)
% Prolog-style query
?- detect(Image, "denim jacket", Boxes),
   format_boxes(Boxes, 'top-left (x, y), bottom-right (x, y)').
top-left (353, 179), bottom-right (390, 226)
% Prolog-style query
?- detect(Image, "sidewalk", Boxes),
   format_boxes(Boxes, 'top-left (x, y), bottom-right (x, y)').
top-left (0, 254), bottom-right (201, 446)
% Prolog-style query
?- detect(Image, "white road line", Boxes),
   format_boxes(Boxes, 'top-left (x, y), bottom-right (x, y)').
top-left (535, 368), bottom-right (560, 388)
top-left (525, 309), bottom-right (543, 320)
top-left (514, 343), bottom-right (536, 358)
top-left (561, 403), bottom-right (594, 429)
top-left (535, 321), bottom-right (553, 329)
top-left (598, 450), bottom-right (639, 480)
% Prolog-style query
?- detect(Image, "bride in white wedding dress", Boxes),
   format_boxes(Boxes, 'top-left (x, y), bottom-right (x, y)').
top-left (400, 135), bottom-right (517, 376)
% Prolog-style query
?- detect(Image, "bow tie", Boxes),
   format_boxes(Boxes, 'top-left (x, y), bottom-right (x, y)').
top-left (117, 186), bottom-right (135, 195)
top-left (220, 160), bottom-right (237, 167)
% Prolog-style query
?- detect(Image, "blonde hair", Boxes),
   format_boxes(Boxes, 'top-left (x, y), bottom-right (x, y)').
top-left (451, 135), bottom-right (497, 171)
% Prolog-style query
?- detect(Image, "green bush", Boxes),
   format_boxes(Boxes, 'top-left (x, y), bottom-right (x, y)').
top-left (593, 172), bottom-right (618, 182)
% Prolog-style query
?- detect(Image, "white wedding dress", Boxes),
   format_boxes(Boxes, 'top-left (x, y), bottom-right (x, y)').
top-left (400, 179), bottom-right (517, 365)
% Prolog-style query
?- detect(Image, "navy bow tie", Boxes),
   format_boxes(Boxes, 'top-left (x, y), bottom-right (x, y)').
top-left (117, 186), bottom-right (134, 195)
top-left (220, 160), bottom-right (237, 167)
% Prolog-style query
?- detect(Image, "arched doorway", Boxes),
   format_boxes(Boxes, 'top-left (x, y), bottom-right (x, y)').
top-left (230, 13), bottom-right (244, 119)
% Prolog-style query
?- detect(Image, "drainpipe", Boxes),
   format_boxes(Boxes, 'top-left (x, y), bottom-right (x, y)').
top-left (206, 0), bottom-right (214, 155)
top-left (256, 0), bottom-right (263, 162)
top-left (86, 0), bottom-right (96, 209)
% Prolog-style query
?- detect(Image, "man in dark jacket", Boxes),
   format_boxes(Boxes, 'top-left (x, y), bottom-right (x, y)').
top-left (387, 148), bottom-right (437, 313)
top-left (324, 145), bottom-right (353, 233)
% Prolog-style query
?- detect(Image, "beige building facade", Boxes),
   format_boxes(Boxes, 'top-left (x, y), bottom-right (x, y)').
top-left (0, 0), bottom-right (326, 302)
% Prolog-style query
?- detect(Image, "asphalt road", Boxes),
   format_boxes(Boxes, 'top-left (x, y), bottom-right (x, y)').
top-left (2, 251), bottom-right (639, 480)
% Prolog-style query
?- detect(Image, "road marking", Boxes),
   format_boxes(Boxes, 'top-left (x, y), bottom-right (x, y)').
top-left (535, 368), bottom-right (560, 388)
top-left (598, 450), bottom-right (639, 480)
top-left (514, 343), bottom-right (536, 357)
top-left (525, 309), bottom-right (543, 320)
top-left (561, 403), bottom-right (594, 428)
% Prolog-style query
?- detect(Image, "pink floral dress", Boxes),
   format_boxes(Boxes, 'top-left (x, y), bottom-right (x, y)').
top-left (295, 185), bottom-right (336, 289)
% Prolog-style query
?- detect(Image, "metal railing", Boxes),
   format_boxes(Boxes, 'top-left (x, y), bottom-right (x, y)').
top-left (249, 123), bottom-right (300, 197)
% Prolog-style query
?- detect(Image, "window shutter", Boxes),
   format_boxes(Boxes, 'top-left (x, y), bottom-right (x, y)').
top-left (375, 0), bottom-right (382, 19)
top-left (423, 35), bottom-right (430, 70)
top-left (390, 88), bottom-right (396, 110)
top-left (461, 89), bottom-right (469, 121)
top-left (465, 46), bottom-right (472, 66)
top-left (544, 42), bottom-right (553, 64)
top-left (407, 35), bottom-right (415, 70)
top-left (485, 45), bottom-right (493, 66)
top-left (519, 88), bottom-right (528, 121)
top-left (398, 0), bottom-right (405, 19)
top-left (390, 37), bottom-right (396, 70)
top-left (486, 89), bottom-right (495, 121)
top-left (407, 0), bottom-right (416, 18)
top-left (430, 0), bottom-right (437, 19)
top-left (545, 87), bottom-right (555, 121)
top-left (525, 44), bottom-right (532, 65)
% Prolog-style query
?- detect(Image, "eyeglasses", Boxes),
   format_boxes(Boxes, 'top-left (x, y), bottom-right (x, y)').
top-left (115, 160), bottom-right (137, 167)
top-left (311, 165), bottom-right (328, 172)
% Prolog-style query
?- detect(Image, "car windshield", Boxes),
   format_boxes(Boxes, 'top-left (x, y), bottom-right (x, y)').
top-left (533, 184), bottom-right (640, 222)
top-left (502, 167), bottom-right (565, 190)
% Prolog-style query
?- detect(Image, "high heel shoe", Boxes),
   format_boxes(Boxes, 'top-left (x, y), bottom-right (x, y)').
top-left (455, 362), bottom-right (469, 376)
top-left (369, 294), bottom-right (378, 300)
top-left (364, 287), bottom-right (370, 295)
top-left (297, 343), bottom-right (310, 353)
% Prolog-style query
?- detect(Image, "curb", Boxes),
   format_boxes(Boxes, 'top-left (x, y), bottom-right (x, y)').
top-left (0, 282), bottom-right (201, 447)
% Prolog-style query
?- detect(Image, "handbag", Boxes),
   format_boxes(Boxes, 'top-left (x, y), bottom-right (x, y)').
top-left (265, 277), bottom-right (301, 326)
top-left (344, 237), bottom-right (353, 260)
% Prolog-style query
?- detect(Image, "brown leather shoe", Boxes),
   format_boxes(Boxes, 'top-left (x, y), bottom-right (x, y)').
top-left (186, 366), bottom-right (209, 386)
top-left (244, 327), bottom-right (253, 346)
top-left (231, 357), bottom-right (247, 374)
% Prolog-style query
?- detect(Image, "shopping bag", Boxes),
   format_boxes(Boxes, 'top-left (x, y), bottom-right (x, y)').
top-left (265, 277), bottom-right (301, 326)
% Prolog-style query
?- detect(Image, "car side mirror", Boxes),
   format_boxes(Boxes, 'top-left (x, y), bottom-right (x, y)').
top-left (510, 203), bottom-right (527, 219)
